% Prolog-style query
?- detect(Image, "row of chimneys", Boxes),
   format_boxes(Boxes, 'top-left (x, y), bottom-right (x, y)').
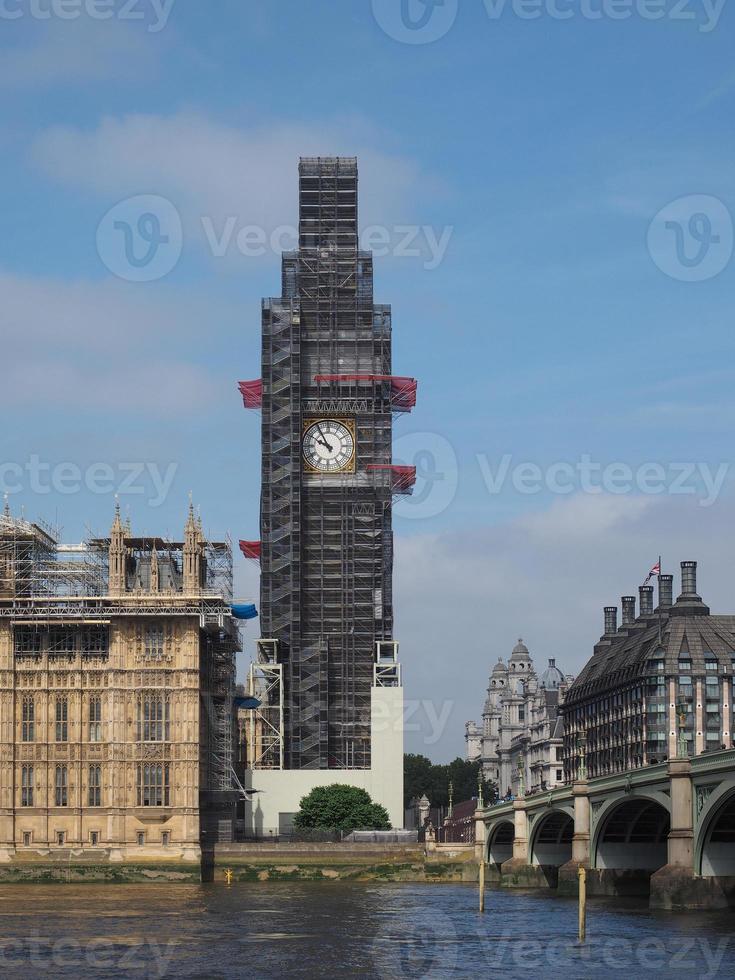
top-left (603, 561), bottom-right (698, 634)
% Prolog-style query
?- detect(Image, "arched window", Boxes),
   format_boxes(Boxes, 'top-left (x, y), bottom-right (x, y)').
top-left (144, 624), bottom-right (165, 659)
top-left (55, 697), bottom-right (68, 743)
top-left (137, 763), bottom-right (170, 807)
top-left (55, 765), bottom-right (68, 807)
top-left (88, 765), bottom-right (102, 807)
top-left (21, 697), bottom-right (35, 743)
top-left (137, 693), bottom-right (171, 742)
top-left (89, 696), bottom-right (102, 742)
top-left (21, 765), bottom-right (34, 807)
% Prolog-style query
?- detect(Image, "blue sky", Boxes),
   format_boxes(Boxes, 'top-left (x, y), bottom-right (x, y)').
top-left (3, 0), bottom-right (735, 759)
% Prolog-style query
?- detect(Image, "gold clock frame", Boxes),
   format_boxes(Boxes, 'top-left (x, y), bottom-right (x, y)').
top-left (302, 417), bottom-right (357, 474)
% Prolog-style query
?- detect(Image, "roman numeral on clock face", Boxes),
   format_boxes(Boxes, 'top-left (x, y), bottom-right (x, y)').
top-left (303, 420), bottom-right (355, 473)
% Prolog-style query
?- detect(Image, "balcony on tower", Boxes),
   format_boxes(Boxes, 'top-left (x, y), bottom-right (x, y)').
top-left (367, 464), bottom-right (418, 495)
top-left (314, 375), bottom-right (418, 414)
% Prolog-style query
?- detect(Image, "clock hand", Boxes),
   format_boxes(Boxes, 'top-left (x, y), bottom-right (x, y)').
top-left (316, 424), bottom-right (333, 451)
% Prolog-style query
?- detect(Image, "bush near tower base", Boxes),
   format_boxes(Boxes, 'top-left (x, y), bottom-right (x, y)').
top-left (293, 784), bottom-right (391, 832)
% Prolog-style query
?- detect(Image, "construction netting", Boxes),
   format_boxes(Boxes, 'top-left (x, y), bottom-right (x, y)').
top-left (239, 540), bottom-right (261, 561)
top-left (238, 380), bottom-right (263, 410)
top-left (232, 603), bottom-right (258, 621)
top-left (366, 464), bottom-right (417, 494)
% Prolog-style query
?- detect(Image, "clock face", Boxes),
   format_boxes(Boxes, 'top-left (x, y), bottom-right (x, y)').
top-left (303, 419), bottom-right (355, 473)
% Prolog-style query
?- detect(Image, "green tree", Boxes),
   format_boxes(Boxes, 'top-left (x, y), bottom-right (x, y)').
top-left (293, 784), bottom-right (391, 831)
top-left (404, 754), bottom-right (495, 809)
top-left (404, 753), bottom-right (435, 808)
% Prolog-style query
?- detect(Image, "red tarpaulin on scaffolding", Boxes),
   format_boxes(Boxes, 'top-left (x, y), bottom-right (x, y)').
top-left (238, 380), bottom-right (263, 410)
top-left (239, 540), bottom-right (261, 561)
top-left (389, 377), bottom-right (418, 412)
top-left (314, 375), bottom-right (417, 412)
top-left (366, 465), bottom-right (417, 493)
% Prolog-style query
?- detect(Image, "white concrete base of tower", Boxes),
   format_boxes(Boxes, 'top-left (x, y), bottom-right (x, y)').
top-left (243, 686), bottom-right (404, 833)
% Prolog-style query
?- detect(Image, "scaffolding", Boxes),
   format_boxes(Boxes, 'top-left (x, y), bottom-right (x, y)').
top-left (375, 640), bottom-right (401, 687)
top-left (201, 623), bottom-right (239, 794)
top-left (314, 375), bottom-right (418, 414)
top-left (0, 506), bottom-right (234, 608)
top-left (0, 508), bottom-right (108, 599)
top-left (257, 157), bottom-right (413, 771)
top-left (1, 503), bottom-right (241, 801)
top-left (245, 639), bottom-right (284, 769)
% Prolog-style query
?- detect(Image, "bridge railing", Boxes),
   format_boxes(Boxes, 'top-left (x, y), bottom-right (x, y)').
top-left (479, 747), bottom-right (735, 821)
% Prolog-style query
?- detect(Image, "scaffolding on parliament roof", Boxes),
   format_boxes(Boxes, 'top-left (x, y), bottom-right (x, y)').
top-left (0, 503), bottom-right (235, 612)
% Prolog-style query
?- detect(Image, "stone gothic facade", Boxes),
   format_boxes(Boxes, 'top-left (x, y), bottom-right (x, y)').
top-left (465, 639), bottom-right (573, 797)
top-left (0, 503), bottom-right (238, 875)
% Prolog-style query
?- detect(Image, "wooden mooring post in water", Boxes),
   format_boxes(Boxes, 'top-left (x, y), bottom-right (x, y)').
top-left (578, 866), bottom-right (587, 942)
top-left (478, 859), bottom-right (485, 913)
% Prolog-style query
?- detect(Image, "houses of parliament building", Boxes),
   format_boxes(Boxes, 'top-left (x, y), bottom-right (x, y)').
top-left (0, 502), bottom-right (238, 877)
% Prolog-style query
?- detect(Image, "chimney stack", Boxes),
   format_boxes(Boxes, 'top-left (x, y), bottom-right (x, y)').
top-left (671, 560), bottom-right (709, 617)
top-left (658, 574), bottom-right (673, 609)
top-left (680, 560), bottom-right (698, 597)
top-left (621, 596), bottom-right (636, 625)
top-left (604, 606), bottom-right (618, 634)
top-left (639, 585), bottom-right (654, 617)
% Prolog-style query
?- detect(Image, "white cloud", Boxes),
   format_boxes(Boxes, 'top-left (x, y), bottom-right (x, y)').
top-left (0, 270), bottom-right (226, 415)
top-left (5, 358), bottom-right (218, 416)
top-left (31, 112), bottom-right (440, 240)
top-left (394, 491), bottom-right (735, 762)
top-left (0, 18), bottom-right (160, 87)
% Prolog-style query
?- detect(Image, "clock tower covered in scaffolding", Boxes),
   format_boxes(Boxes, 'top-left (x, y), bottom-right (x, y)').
top-left (239, 158), bottom-right (415, 828)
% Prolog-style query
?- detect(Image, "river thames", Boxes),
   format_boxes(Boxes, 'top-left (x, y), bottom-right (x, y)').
top-left (0, 882), bottom-right (733, 979)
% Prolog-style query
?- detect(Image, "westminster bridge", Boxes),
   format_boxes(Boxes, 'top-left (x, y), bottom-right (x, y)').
top-left (476, 748), bottom-right (735, 910)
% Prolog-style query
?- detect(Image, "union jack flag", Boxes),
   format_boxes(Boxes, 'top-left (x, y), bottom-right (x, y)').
top-left (643, 560), bottom-right (661, 586)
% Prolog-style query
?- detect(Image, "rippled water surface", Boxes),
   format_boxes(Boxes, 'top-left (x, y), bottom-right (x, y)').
top-left (0, 883), bottom-right (734, 979)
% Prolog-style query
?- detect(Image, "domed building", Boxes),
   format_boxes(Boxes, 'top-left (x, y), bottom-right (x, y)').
top-left (466, 639), bottom-right (574, 796)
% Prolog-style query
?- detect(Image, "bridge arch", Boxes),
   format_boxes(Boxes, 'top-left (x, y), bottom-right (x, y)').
top-left (592, 795), bottom-right (670, 871)
top-left (696, 787), bottom-right (735, 876)
top-left (486, 820), bottom-right (514, 867)
top-left (529, 809), bottom-right (574, 868)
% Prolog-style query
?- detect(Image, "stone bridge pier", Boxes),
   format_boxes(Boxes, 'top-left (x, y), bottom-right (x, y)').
top-left (477, 749), bottom-right (735, 910)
